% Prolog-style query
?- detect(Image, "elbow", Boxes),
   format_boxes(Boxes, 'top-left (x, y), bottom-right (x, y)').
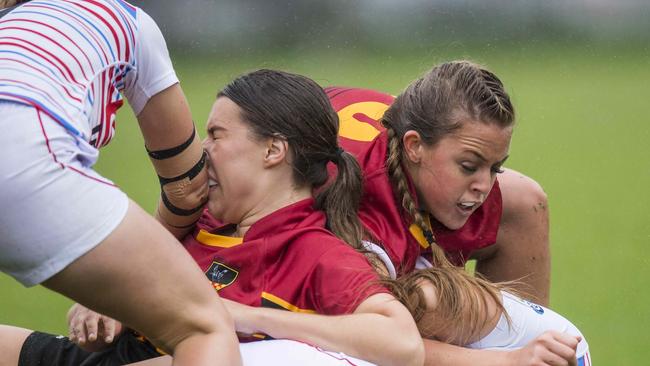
top-left (403, 336), bottom-right (425, 366)
top-left (500, 169), bottom-right (549, 218)
top-left (386, 330), bottom-right (425, 366)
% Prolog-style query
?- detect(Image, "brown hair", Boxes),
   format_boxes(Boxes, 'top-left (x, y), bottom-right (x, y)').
top-left (0, 0), bottom-right (28, 8)
top-left (218, 69), bottom-right (367, 256)
top-left (385, 266), bottom-right (511, 346)
top-left (382, 60), bottom-right (515, 266)
top-left (0, 0), bottom-right (30, 9)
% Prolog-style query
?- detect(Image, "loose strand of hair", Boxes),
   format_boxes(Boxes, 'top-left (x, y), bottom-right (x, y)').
top-left (384, 266), bottom-right (510, 345)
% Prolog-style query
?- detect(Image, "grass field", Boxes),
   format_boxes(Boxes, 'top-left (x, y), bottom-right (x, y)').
top-left (1, 42), bottom-right (648, 364)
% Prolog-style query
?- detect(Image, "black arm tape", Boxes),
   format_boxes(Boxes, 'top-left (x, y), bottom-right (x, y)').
top-left (161, 192), bottom-right (207, 216)
top-left (147, 127), bottom-right (196, 160)
top-left (157, 150), bottom-right (207, 186)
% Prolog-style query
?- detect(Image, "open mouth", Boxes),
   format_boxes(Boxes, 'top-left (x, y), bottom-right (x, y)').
top-left (457, 201), bottom-right (478, 212)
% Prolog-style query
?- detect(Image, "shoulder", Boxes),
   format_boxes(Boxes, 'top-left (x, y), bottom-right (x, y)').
top-left (497, 168), bottom-right (548, 221)
top-left (286, 229), bottom-right (372, 267)
top-left (325, 86), bottom-right (394, 111)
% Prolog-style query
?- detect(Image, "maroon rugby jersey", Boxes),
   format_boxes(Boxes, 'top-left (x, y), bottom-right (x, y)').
top-left (183, 199), bottom-right (386, 329)
top-left (325, 86), bottom-right (503, 272)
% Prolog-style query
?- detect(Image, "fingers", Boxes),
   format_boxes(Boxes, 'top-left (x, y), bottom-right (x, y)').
top-left (85, 311), bottom-right (101, 342)
top-left (67, 304), bottom-right (102, 344)
top-left (535, 331), bottom-right (579, 365)
top-left (545, 331), bottom-right (579, 358)
top-left (101, 317), bottom-right (120, 343)
top-left (69, 311), bottom-right (98, 344)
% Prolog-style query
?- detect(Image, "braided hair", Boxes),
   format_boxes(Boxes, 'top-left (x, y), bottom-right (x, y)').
top-left (381, 60), bottom-right (515, 267)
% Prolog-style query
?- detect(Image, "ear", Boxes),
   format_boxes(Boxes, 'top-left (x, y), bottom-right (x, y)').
top-left (402, 130), bottom-right (423, 164)
top-left (263, 136), bottom-right (288, 168)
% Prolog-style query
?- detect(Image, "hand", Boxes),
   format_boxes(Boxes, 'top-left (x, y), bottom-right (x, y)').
top-left (509, 331), bottom-right (581, 366)
top-left (67, 303), bottom-right (124, 352)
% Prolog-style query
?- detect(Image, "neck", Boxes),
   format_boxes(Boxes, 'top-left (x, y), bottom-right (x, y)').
top-left (235, 185), bottom-right (312, 237)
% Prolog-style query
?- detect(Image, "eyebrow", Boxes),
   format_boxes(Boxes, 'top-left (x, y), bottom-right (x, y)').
top-left (468, 151), bottom-right (509, 165)
top-left (468, 151), bottom-right (487, 162)
top-left (207, 124), bottom-right (227, 135)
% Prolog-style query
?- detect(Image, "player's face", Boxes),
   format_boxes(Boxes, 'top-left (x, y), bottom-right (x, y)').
top-left (408, 120), bottom-right (512, 230)
top-left (203, 97), bottom-right (268, 224)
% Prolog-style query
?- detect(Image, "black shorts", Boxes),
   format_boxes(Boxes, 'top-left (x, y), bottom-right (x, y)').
top-left (18, 330), bottom-right (163, 366)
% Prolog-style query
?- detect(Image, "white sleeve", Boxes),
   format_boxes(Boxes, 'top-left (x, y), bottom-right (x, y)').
top-left (467, 291), bottom-right (589, 356)
top-left (123, 8), bottom-right (179, 116)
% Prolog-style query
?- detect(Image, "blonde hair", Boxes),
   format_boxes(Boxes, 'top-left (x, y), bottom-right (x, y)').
top-left (385, 266), bottom-right (512, 346)
top-left (382, 60), bottom-right (515, 267)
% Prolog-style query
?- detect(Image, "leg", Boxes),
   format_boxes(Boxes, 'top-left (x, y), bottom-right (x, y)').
top-left (472, 168), bottom-right (551, 305)
top-left (43, 200), bottom-right (241, 366)
top-left (126, 356), bottom-right (173, 366)
top-left (0, 325), bottom-right (31, 366)
top-left (0, 103), bottom-right (239, 365)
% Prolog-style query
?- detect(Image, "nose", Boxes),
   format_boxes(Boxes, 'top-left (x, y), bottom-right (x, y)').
top-left (470, 170), bottom-right (494, 198)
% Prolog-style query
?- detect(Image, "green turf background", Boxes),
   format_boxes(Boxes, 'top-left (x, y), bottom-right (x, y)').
top-left (1, 42), bottom-right (648, 364)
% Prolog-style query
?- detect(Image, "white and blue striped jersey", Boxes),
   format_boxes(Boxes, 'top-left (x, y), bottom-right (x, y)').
top-left (0, 0), bottom-right (178, 148)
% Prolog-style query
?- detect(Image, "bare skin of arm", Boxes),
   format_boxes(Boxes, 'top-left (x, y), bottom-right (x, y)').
top-left (422, 334), bottom-right (578, 366)
top-left (136, 84), bottom-right (208, 239)
top-left (471, 167), bottom-right (551, 305)
top-left (225, 294), bottom-right (424, 366)
top-left (415, 276), bottom-right (578, 366)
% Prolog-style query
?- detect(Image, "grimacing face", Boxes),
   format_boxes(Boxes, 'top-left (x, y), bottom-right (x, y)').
top-left (202, 97), bottom-right (268, 224)
top-left (409, 120), bottom-right (512, 230)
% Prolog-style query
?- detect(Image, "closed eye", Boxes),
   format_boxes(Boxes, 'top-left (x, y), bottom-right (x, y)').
top-left (491, 165), bottom-right (505, 174)
top-left (460, 163), bottom-right (477, 173)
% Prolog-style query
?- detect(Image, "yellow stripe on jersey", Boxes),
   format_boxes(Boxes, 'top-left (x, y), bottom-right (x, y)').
top-left (409, 214), bottom-right (433, 249)
top-left (261, 292), bottom-right (317, 314)
top-left (338, 101), bottom-right (388, 142)
top-left (196, 229), bottom-right (243, 248)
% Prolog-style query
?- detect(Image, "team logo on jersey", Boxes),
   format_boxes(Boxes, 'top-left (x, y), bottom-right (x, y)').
top-left (522, 299), bottom-right (545, 315)
top-left (204, 260), bottom-right (238, 291)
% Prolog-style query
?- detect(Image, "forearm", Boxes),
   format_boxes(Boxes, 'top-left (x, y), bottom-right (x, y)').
top-left (235, 304), bottom-right (422, 366)
top-left (475, 168), bottom-right (551, 305)
top-left (423, 339), bottom-right (510, 366)
top-left (136, 84), bottom-right (208, 239)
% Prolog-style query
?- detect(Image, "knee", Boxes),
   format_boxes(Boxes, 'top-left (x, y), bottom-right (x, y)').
top-left (158, 301), bottom-right (235, 352)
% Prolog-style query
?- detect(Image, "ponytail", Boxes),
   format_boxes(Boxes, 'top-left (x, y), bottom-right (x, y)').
top-left (316, 149), bottom-right (377, 265)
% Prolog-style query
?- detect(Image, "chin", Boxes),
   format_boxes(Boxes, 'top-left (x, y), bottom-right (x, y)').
top-left (207, 206), bottom-right (224, 221)
top-left (439, 217), bottom-right (469, 231)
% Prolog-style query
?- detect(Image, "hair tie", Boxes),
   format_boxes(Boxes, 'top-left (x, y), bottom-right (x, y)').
top-left (329, 147), bottom-right (344, 163)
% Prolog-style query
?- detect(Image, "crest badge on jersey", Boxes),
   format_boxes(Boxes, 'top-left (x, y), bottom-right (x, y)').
top-left (204, 260), bottom-right (238, 291)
